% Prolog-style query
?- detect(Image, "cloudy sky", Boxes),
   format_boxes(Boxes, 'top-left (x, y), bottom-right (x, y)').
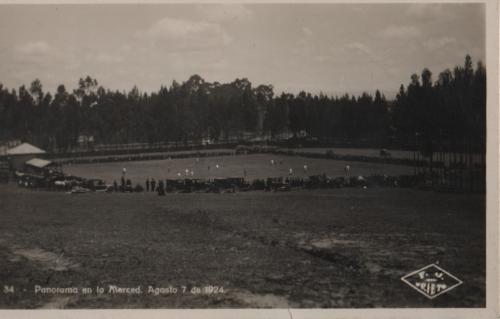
top-left (0, 3), bottom-right (485, 98)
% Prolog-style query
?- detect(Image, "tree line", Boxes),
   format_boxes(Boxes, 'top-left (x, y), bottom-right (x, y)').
top-left (0, 55), bottom-right (485, 154)
top-left (392, 54), bottom-right (486, 155)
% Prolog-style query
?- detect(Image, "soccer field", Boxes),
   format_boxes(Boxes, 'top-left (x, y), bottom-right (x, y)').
top-left (0, 185), bottom-right (485, 308)
top-left (63, 153), bottom-right (414, 185)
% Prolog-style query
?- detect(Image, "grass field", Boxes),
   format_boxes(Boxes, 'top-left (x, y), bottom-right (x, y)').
top-left (63, 154), bottom-right (414, 184)
top-left (0, 183), bottom-right (485, 308)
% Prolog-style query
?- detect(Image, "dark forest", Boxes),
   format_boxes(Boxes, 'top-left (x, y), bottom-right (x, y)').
top-left (0, 55), bottom-right (485, 154)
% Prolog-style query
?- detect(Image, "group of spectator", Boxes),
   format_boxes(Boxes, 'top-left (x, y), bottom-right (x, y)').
top-left (146, 177), bottom-right (165, 195)
top-left (111, 162), bottom-right (352, 195)
top-left (112, 176), bottom-right (134, 192)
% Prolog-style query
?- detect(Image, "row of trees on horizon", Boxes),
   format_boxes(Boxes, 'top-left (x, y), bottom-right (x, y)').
top-left (0, 55), bottom-right (486, 154)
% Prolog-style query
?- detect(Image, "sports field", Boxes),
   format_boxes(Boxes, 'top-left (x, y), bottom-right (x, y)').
top-left (63, 154), bottom-right (414, 184)
top-left (0, 181), bottom-right (485, 308)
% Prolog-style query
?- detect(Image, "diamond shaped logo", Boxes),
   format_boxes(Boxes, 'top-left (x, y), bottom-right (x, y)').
top-left (401, 264), bottom-right (463, 299)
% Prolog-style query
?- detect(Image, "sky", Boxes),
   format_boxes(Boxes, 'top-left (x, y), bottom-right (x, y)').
top-left (0, 3), bottom-right (485, 99)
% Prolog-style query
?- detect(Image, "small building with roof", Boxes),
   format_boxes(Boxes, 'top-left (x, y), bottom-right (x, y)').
top-left (6, 142), bottom-right (47, 171)
top-left (23, 158), bottom-right (60, 177)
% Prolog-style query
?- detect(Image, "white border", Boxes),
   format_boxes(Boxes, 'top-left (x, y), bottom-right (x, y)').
top-left (0, 1), bottom-right (497, 319)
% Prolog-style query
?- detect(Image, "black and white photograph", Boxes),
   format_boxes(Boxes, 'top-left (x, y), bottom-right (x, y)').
top-left (0, 1), bottom-right (497, 317)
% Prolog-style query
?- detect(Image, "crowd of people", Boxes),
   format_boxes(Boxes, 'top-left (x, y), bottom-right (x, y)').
top-left (112, 161), bottom-right (355, 196)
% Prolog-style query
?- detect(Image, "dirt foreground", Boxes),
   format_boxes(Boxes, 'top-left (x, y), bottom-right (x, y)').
top-left (0, 185), bottom-right (485, 308)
